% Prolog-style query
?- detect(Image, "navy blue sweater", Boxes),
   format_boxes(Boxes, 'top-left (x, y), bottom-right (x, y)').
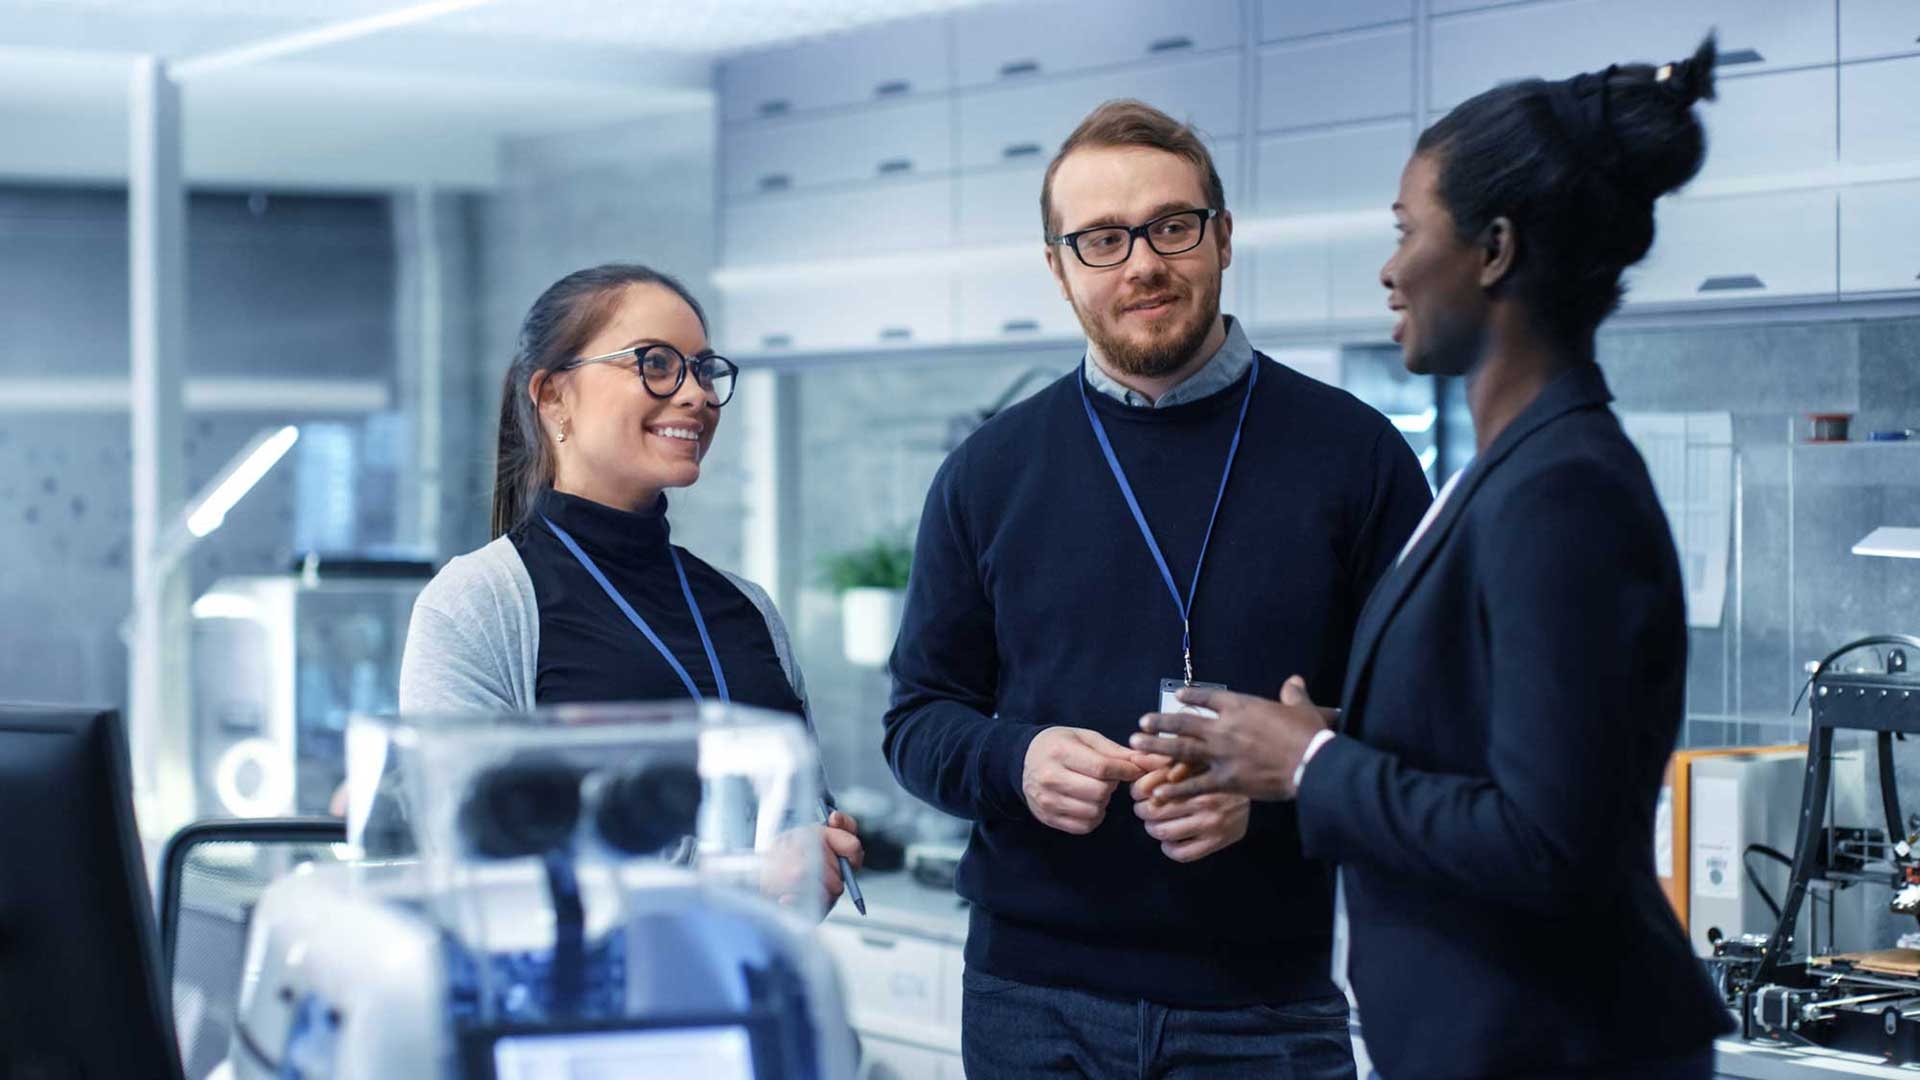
top-left (884, 356), bottom-right (1432, 1006)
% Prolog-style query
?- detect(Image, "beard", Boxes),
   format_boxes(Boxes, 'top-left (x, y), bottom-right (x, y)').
top-left (1074, 268), bottom-right (1222, 380)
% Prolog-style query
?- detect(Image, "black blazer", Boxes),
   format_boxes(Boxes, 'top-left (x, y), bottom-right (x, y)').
top-left (1297, 365), bottom-right (1733, 1079)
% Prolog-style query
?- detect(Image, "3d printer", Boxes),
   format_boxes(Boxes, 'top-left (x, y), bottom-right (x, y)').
top-left (1712, 635), bottom-right (1920, 1064)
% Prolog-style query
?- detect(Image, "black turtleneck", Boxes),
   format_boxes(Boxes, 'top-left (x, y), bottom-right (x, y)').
top-left (509, 487), bottom-right (804, 717)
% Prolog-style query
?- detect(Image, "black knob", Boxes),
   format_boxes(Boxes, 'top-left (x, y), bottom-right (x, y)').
top-left (459, 757), bottom-right (585, 859)
top-left (595, 760), bottom-right (704, 855)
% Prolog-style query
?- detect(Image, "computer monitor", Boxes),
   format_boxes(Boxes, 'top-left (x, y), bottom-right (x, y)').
top-left (0, 705), bottom-right (183, 1080)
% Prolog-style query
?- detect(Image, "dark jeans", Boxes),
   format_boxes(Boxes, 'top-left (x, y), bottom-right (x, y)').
top-left (962, 969), bottom-right (1357, 1080)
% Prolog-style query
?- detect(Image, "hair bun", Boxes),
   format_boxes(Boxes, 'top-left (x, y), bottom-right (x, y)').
top-left (1658, 34), bottom-right (1718, 107)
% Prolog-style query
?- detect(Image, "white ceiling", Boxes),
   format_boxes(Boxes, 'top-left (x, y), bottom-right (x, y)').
top-left (0, 0), bottom-right (1001, 188)
top-left (0, 0), bottom-right (1002, 55)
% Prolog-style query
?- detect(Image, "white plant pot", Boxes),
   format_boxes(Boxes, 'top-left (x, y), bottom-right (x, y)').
top-left (840, 587), bottom-right (904, 668)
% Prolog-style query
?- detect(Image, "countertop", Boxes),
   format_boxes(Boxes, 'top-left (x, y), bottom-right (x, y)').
top-left (821, 875), bottom-right (1920, 1077)
top-left (824, 869), bottom-right (969, 944)
top-left (1717, 1037), bottom-right (1920, 1078)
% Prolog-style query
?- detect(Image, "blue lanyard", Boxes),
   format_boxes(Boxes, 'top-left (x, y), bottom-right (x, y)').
top-left (542, 515), bottom-right (731, 705)
top-left (1079, 359), bottom-right (1259, 684)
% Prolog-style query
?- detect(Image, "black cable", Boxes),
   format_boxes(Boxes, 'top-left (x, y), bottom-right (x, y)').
top-left (1745, 843), bottom-right (1793, 922)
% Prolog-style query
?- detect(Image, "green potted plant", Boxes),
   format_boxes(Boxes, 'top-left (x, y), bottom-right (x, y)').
top-left (820, 536), bottom-right (913, 667)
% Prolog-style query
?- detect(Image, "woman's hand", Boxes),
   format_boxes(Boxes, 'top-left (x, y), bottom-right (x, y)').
top-left (762, 811), bottom-right (865, 916)
top-left (819, 810), bottom-right (865, 908)
top-left (1127, 677), bottom-right (1333, 801)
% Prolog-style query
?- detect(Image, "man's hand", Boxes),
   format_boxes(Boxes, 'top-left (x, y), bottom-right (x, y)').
top-left (1131, 765), bottom-right (1250, 862)
top-left (1023, 727), bottom-right (1149, 834)
top-left (1127, 677), bottom-right (1333, 801)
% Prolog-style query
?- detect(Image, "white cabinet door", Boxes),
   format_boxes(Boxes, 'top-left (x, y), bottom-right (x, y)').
top-left (959, 165), bottom-right (1050, 246)
top-left (1247, 121), bottom-right (1408, 327)
top-left (1249, 242), bottom-right (1333, 324)
top-left (1841, 179), bottom-right (1920, 294)
top-left (723, 98), bottom-right (953, 200)
top-left (1259, 0), bottom-right (1412, 42)
top-left (819, 925), bottom-right (962, 1050)
top-left (722, 275), bottom-right (955, 356)
top-left (956, 257), bottom-right (1079, 343)
top-left (1842, 0), bottom-right (1920, 62)
top-left (1691, 67), bottom-right (1837, 193)
top-left (1842, 55), bottom-right (1920, 169)
top-left (1431, 0), bottom-right (1836, 111)
top-left (1626, 189), bottom-right (1839, 305)
top-left (1332, 232), bottom-right (1397, 321)
top-left (958, 142), bottom-right (1240, 246)
top-left (953, 0), bottom-right (1243, 87)
top-left (857, 1036), bottom-right (948, 1080)
top-left (722, 177), bottom-right (952, 266)
top-left (721, 18), bottom-right (949, 124)
top-left (957, 54), bottom-right (1244, 172)
top-left (1258, 24), bottom-right (1414, 132)
top-left (1250, 238), bottom-right (1394, 325)
top-left (938, 954), bottom-right (967, 1044)
top-left (1253, 122), bottom-right (1410, 215)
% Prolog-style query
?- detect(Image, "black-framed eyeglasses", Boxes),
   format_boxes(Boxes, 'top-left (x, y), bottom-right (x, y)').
top-left (1048, 207), bottom-right (1221, 269)
top-left (567, 343), bottom-right (739, 407)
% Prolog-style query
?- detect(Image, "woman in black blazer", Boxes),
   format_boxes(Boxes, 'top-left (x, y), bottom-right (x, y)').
top-left (1129, 38), bottom-right (1735, 1080)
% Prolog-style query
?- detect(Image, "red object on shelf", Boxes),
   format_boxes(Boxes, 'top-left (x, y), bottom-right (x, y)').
top-left (1808, 412), bottom-right (1853, 443)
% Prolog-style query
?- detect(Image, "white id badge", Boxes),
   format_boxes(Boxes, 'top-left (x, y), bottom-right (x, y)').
top-left (1158, 677), bottom-right (1226, 720)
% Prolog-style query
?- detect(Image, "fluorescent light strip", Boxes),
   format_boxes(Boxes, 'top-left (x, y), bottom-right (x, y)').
top-left (187, 425), bottom-right (298, 537)
top-left (172, 0), bottom-right (502, 80)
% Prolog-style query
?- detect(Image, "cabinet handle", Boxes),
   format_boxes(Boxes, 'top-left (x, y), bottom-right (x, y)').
top-left (859, 934), bottom-right (900, 950)
top-left (1698, 274), bottom-right (1766, 293)
top-left (757, 99), bottom-right (791, 117)
top-left (761, 334), bottom-right (793, 349)
top-left (877, 158), bottom-right (914, 175)
top-left (757, 174), bottom-right (792, 193)
top-left (875, 79), bottom-right (911, 97)
top-left (1003, 143), bottom-right (1042, 160)
top-left (1718, 48), bottom-right (1765, 66)
top-left (999, 59), bottom-right (1041, 78)
top-left (1001, 319), bottom-right (1040, 334)
top-left (879, 327), bottom-right (914, 341)
top-left (1149, 36), bottom-right (1194, 54)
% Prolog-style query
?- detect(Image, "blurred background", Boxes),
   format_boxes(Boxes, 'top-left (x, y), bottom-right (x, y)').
top-left (0, 0), bottom-right (1916, 837)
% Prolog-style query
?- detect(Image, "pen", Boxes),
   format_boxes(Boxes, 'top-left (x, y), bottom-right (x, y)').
top-left (822, 796), bottom-right (866, 916)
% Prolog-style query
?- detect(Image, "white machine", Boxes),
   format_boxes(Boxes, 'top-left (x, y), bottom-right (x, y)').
top-left (224, 703), bottom-right (858, 1079)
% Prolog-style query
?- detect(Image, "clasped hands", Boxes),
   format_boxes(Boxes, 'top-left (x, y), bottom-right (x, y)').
top-left (1127, 676), bottom-right (1338, 802)
top-left (1021, 725), bottom-right (1249, 863)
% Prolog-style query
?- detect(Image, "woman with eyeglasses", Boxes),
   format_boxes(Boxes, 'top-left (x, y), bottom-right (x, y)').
top-left (396, 263), bottom-right (862, 908)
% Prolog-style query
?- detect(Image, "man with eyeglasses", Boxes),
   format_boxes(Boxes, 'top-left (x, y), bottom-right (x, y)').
top-left (884, 100), bottom-right (1431, 1077)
